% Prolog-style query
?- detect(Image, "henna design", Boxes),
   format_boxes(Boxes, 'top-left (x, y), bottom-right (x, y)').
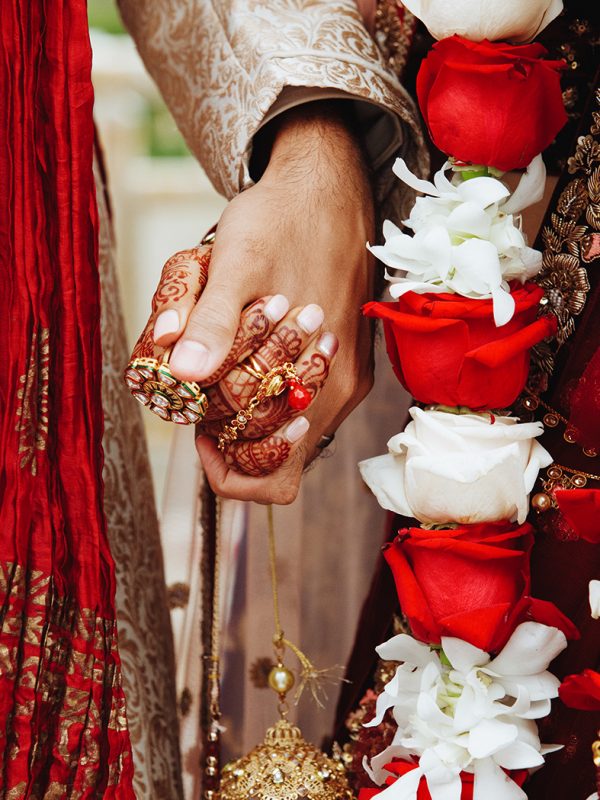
top-left (203, 383), bottom-right (246, 421)
top-left (203, 298), bottom-right (271, 386)
top-left (152, 268), bottom-right (192, 312)
top-left (252, 326), bottom-right (303, 373)
top-left (131, 319), bottom-right (160, 360)
top-left (204, 324), bottom-right (304, 420)
top-left (204, 349), bottom-right (332, 444)
top-left (129, 245), bottom-right (211, 365)
top-left (224, 434), bottom-right (291, 477)
top-left (195, 418), bottom-right (224, 439)
top-left (151, 246), bottom-right (210, 313)
top-left (296, 351), bottom-right (330, 395)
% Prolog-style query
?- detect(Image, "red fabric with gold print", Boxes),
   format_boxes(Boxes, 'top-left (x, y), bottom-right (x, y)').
top-left (0, 1), bottom-right (134, 795)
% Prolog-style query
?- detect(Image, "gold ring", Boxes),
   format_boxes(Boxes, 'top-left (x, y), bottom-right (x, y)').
top-left (124, 353), bottom-right (208, 425)
top-left (240, 360), bottom-right (265, 381)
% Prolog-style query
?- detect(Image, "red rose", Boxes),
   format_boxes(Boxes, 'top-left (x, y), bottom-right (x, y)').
top-left (364, 283), bottom-right (556, 410)
top-left (416, 36), bottom-right (567, 171)
top-left (358, 761), bottom-right (528, 799)
top-left (559, 670), bottom-right (600, 711)
top-left (384, 521), bottom-right (578, 653)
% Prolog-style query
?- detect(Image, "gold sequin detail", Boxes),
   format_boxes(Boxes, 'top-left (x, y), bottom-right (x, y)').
top-left (374, 0), bottom-right (417, 76)
top-left (0, 561), bottom-right (131, 797)
top-left (530, 89), bottom-right (600, 388)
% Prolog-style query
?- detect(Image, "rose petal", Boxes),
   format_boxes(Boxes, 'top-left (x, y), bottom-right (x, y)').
top-left (359, 452), bottom-right (413, 517)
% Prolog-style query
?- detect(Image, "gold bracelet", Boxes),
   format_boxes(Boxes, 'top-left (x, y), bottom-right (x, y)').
top-left (217, 363), bottom-right (298, 452)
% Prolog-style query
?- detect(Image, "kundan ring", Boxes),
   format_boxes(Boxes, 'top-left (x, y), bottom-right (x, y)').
top-left (124, 352), bottom-right (208, 425)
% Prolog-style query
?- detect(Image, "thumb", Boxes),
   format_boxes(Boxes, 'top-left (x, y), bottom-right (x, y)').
top-left (169, 276), bottom-right (244, 382)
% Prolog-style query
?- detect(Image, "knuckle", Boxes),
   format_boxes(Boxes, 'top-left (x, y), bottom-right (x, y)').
top-left (357, 371), bottom-right (375, 402)
top-left (271, 481), bottom-right (299, 506)
top-left (186, 302), bottom-right (236, 343)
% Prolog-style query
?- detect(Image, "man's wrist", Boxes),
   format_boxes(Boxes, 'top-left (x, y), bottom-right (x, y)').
top-left (254, 101), bottom-right (371, 190)
top-left (265, 104), bottom-right (374, 231)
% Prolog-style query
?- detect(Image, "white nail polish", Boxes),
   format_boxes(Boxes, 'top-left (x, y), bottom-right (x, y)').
top-left (316, 332), bottom-right (339, 358)
top-left (264, 294), bottom-right (290, 323)
top-left (153, 308), bottom-right (180, 342)
top-left (297, 304), bottom-right (324, 334)
top-left (284, 416), bottom-right (310, 443)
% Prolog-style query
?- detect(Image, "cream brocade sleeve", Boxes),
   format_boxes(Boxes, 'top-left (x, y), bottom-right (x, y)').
top-left (117, 0), bottom-right (427, 209)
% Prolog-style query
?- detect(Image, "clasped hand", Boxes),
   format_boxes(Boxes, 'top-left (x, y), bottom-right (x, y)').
top-left (143, 105), bottom-right (376, 504)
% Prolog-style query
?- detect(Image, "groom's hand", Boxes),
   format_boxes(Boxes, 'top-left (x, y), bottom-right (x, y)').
top-left (156, 102), bottom-right (376, 504)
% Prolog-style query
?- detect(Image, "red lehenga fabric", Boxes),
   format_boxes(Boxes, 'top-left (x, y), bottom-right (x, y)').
top-left (0, 1), bottom-right (135, 796)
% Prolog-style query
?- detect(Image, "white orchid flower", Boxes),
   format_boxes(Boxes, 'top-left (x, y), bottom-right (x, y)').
top-left (364, 623), bottom-right (566, 800)
top-left (368, 157), bottom-right (545, 327)
top-left (359, 407), bottom-right (552, 525)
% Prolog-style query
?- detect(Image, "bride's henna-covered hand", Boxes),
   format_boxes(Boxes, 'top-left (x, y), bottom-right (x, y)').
top-left (131, 245), bottom-right (210, 361)
top-left (202, 304), bottom-right (324, 425)
top-left (159, 101), bottom-right (375, 504)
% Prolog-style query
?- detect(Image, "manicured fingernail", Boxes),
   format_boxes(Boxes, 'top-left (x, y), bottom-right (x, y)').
top-left (153, 309), bottom-right (180, 342)
top-left (264, 294), bottom-right (289, 323)
top-left (297, 304), bottom-right (324, 334)
top-left (170, 340), bottom-right (209, 376)
top-left (284, 416), bottom-right (310, 443)
top-left (316, 332), bottom-right (339, 358)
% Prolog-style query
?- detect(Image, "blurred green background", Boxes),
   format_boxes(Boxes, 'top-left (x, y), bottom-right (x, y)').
top-left (89, 0), bottom-right (188, 157)
top-left (88, 0), bottom-right (124, 34)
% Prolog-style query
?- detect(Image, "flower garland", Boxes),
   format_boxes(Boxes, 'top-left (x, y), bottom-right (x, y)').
top-left (357, 3), bottom-right (599, 798)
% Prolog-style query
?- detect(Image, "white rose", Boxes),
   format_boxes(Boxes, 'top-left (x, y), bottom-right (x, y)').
top-left (402, 0), bottom-right (563, 43)
top-left (359, 407), bottom-right (552, 525)
top-left (589, 580), bottom-right (600, 620)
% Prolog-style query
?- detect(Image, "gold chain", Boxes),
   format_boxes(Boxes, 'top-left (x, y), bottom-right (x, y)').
top-left (523, 392), bottom-right (598, 457)
top-left (267, 504), bottom-right (284, 643)
top-left (266, 506), bottom-right (345, 710)
top-left (209, 497), bottom-right (222, 721)
top-left (217, 363), bottom-right (298, 451)
top-left (551, 463), bottom-right (600, 482)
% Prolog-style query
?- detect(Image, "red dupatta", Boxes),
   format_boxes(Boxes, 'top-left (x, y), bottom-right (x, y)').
top-left (0, 1), bottom-right (134, 796)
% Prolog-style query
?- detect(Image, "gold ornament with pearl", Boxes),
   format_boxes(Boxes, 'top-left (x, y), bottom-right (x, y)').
top-left (219, 718), bottom-right (352, 800)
